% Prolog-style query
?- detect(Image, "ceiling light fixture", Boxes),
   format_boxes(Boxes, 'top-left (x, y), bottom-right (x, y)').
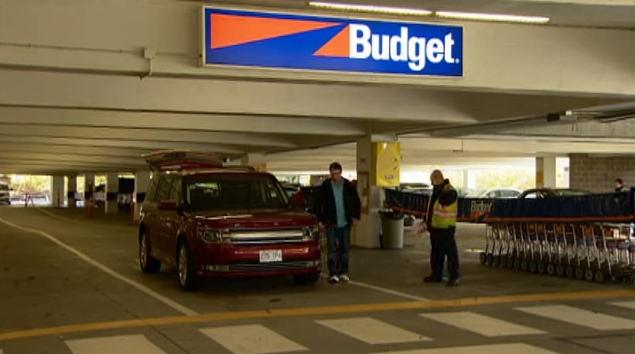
top-left (435, 11), bottom-right (550, 24)
top-left (308, 1), bottom-right (433, 16)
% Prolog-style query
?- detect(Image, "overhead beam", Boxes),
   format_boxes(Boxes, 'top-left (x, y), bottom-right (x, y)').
top-left (0, 70), bottom-right (622, 126)
top-left (0, 106), bottom-right (367, 136)
top-left (0, 152), bottom-right (144, 166)
top-left (0, 136), bottom-right (248, 155)
top-left (0, 124), bottom-right (296, 148)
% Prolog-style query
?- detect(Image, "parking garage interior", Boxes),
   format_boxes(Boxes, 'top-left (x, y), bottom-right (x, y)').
top-left (1, 0), bottom-right (635, 353)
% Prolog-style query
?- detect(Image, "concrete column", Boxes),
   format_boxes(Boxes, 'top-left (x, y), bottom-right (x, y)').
top-left (67, 175), bottom-right (77, 208)
top-left (353, 135), bottom-right (400, 248)
top-left (105, 173), bottom-right (118, 214)
top-left (536, 156), bottom-right (556, 188)
top-left (241, 153), bottom-right (267, 172)
top-left (51, 175), bottom-right (64, 208)
top-left (134, 170), bottom-right (150, 222)
top-left (84, 172), bottom-right (95, 206)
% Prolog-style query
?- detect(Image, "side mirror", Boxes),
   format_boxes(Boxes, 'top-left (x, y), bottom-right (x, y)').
top-left (158, 200), bottom-right (178, 210)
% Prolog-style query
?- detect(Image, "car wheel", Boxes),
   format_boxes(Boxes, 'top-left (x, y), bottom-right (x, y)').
top-left (177, 241), bottom-right (198, 291)
top-left (293, 272), bottom-right (321, 285)
top-left (139, 231), bottom-right (161, 273)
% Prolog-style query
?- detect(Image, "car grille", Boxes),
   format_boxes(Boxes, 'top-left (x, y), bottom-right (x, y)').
top-left (227, 229), bottom-right (306, 245)
top-left (227, 260), bottom-right (318, 272)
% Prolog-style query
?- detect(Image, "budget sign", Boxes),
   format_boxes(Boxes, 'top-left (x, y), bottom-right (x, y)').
top-left (202, 7), bottom-right (463, 77)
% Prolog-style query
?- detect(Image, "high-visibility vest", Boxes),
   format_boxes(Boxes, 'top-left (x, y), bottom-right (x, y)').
top-left (431, 184), bottom-right (457, 229)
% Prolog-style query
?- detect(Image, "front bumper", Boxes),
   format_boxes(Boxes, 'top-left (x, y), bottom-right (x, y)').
top-left (191, 240), bottom-right (321, 278)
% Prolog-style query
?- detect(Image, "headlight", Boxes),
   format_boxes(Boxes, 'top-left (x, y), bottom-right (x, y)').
top-left (303, 226), bottom-right (320, 240)
top-left (196, 225), bottom-right (223, 243)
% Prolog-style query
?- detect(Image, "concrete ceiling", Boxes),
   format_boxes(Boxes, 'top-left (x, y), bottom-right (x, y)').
top-left (0, 0), bottom-right (634, 174)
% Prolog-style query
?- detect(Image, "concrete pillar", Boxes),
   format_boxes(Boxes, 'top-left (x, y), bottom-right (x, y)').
top-left (353, 135), bottom-right (400, 248)
top-left (51, 175), bottom-right (64, 208)
top-left (133, 170), bottom-right (150, 222)
top-left (67, 175), bottom-right (77, 208)
top-left (84, 172), bottom-right (95, 206)
top-left (241, 153), bottom-right (267, 172)
top-left (536, 157), bottom-right (556, 188)
top-left (105, 173), bottom-right (118, 214)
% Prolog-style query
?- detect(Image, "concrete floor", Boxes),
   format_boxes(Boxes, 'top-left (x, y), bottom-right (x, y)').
top-left (1, 206), bottom-right (635, 354)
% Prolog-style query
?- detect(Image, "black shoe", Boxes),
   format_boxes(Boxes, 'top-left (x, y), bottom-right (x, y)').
top-left (423, 276), bottom-right (442, 283)
top-left (446, 278), bottom-right (461, 287)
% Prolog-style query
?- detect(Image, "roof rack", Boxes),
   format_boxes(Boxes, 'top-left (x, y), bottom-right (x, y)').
top-left (142, 150), bottom-right (225, 171)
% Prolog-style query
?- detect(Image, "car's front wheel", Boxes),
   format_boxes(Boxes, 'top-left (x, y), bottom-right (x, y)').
top-left (139, 231), bottom-right (161, 273)
top-left (177, 241), bottom-right (199, 291)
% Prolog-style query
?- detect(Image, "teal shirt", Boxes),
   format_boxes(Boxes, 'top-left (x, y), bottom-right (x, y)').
top-left (331, 181), bottom-right (348, 228)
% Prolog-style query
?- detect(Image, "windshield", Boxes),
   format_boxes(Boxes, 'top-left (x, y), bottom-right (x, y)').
top-left (183, 174), bottom-right (288, 211)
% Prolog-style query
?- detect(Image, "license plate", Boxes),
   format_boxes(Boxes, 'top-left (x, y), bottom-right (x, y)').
top-left (259, 250), bottom-right (283, 263)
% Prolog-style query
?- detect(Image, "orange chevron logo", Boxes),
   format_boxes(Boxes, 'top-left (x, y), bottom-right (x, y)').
top-left (210, 13), bottom-right (341, 49)
top-left (314, 25), bottom-right (350, 57)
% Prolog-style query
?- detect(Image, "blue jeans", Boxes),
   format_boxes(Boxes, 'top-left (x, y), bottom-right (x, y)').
top-left (327, 225), bottom-right (350, 277)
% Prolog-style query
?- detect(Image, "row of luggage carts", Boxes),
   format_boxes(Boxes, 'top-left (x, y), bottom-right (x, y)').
top-left (480, 222), bottom-right (635, 283)
top-left (383, 188), bottom-right (635, 285)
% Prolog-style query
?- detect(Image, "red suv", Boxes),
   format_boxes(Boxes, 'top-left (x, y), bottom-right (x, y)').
top-left (138, 151), bottom-right (321, 290)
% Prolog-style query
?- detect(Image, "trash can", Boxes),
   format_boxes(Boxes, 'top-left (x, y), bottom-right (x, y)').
top-left (380, 210), bottom-right (405, 249)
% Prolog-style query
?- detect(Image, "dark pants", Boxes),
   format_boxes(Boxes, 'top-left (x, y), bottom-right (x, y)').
top-left (430, 227), bottom-right (460, 281)
top-left (429, 230), bottom-right (439, 279)
top-left (327, 226), bottom-right (350, 277)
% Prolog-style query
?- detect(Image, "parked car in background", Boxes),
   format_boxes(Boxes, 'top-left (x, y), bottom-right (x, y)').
top-left (399, 183), bottom-right (432, 194)
top-left (280, 182), bottom-right (300, 199)
top-left (519, 188), bottom-right (591, 199)
top-left (480, 188), bottom-right (522, 199)
top-left (0, 182), bottom-right (10, 205)
top-left (138, 151), bottom-right (321, 291)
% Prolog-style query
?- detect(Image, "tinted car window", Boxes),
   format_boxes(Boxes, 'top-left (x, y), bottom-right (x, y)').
top-left (169, 177), bottom-right (182, 203)
top-left (184, 174), bottom-right (287, 211)
top-left (156, 175), bottom-right (173, 201)
top-left (146, 174), bottom-right (159, 203)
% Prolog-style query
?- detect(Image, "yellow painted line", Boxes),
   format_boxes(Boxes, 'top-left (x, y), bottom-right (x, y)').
top-left (1, 289), bottom-right (634, 342)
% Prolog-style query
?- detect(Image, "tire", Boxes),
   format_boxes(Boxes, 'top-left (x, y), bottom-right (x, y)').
top-left (575, 267), bottom-right (585, 280)
top-left (565, 265), bottom-right (575, 278)
top-left (513, 258), bottom-right (521, 270)
top-left (493, 255), bottom-right (501, 268)
top-left (584, 268), bottom-right (595, 282)
top-left (139, 231), bottom-right (161, 273)
top-left (177, 241), bottom-right (199, 291)
top-left (506, 256), bottom-right (515, 269)
top-left (555, 264), bottom-right (565, 277)
top-left (486, 253), bottom-right (494, 267)
top-left (521, 259), bottom-right (529, 272)
top-left (479, 252), bottom-right (487, 265)
top-left (594, 270), bottom-right (606, 283)
top-left (537, 261), bottom-right (547, 274)
top-left (529, 260), bottom-right (538, 273)
top-left (293, 272), bottom-right (321, 285)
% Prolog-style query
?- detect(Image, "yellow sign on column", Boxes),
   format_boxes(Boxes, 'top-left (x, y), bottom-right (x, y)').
top-left (373, 142), bottom-right (401, 187)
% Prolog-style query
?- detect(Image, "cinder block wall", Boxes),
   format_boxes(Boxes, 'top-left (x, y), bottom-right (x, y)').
top-left (569, 154), bottom-right (635, 193)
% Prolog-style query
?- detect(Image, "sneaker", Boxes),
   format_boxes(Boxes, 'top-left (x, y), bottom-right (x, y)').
top-left (339, 274), bottom-right (350, 282)
top-left (446, 278), bottom-right (461, 287)
top-left (328, 275), bottom-right (340, 284)
top-left (423, 275), bottom-right (442, 283)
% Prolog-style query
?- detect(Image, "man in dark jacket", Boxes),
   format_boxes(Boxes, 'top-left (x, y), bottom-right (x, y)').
top-left (423, 170), bottom-right (460, 286)
top-left (317, 162), bottom-right (361, 284)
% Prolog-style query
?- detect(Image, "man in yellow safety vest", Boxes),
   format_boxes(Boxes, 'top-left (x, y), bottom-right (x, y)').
top-left (423, 170), bottom-right (461, 286)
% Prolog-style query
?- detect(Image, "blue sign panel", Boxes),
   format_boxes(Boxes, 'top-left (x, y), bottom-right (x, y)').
top-left (202, 7), bottom-right (463, 77)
